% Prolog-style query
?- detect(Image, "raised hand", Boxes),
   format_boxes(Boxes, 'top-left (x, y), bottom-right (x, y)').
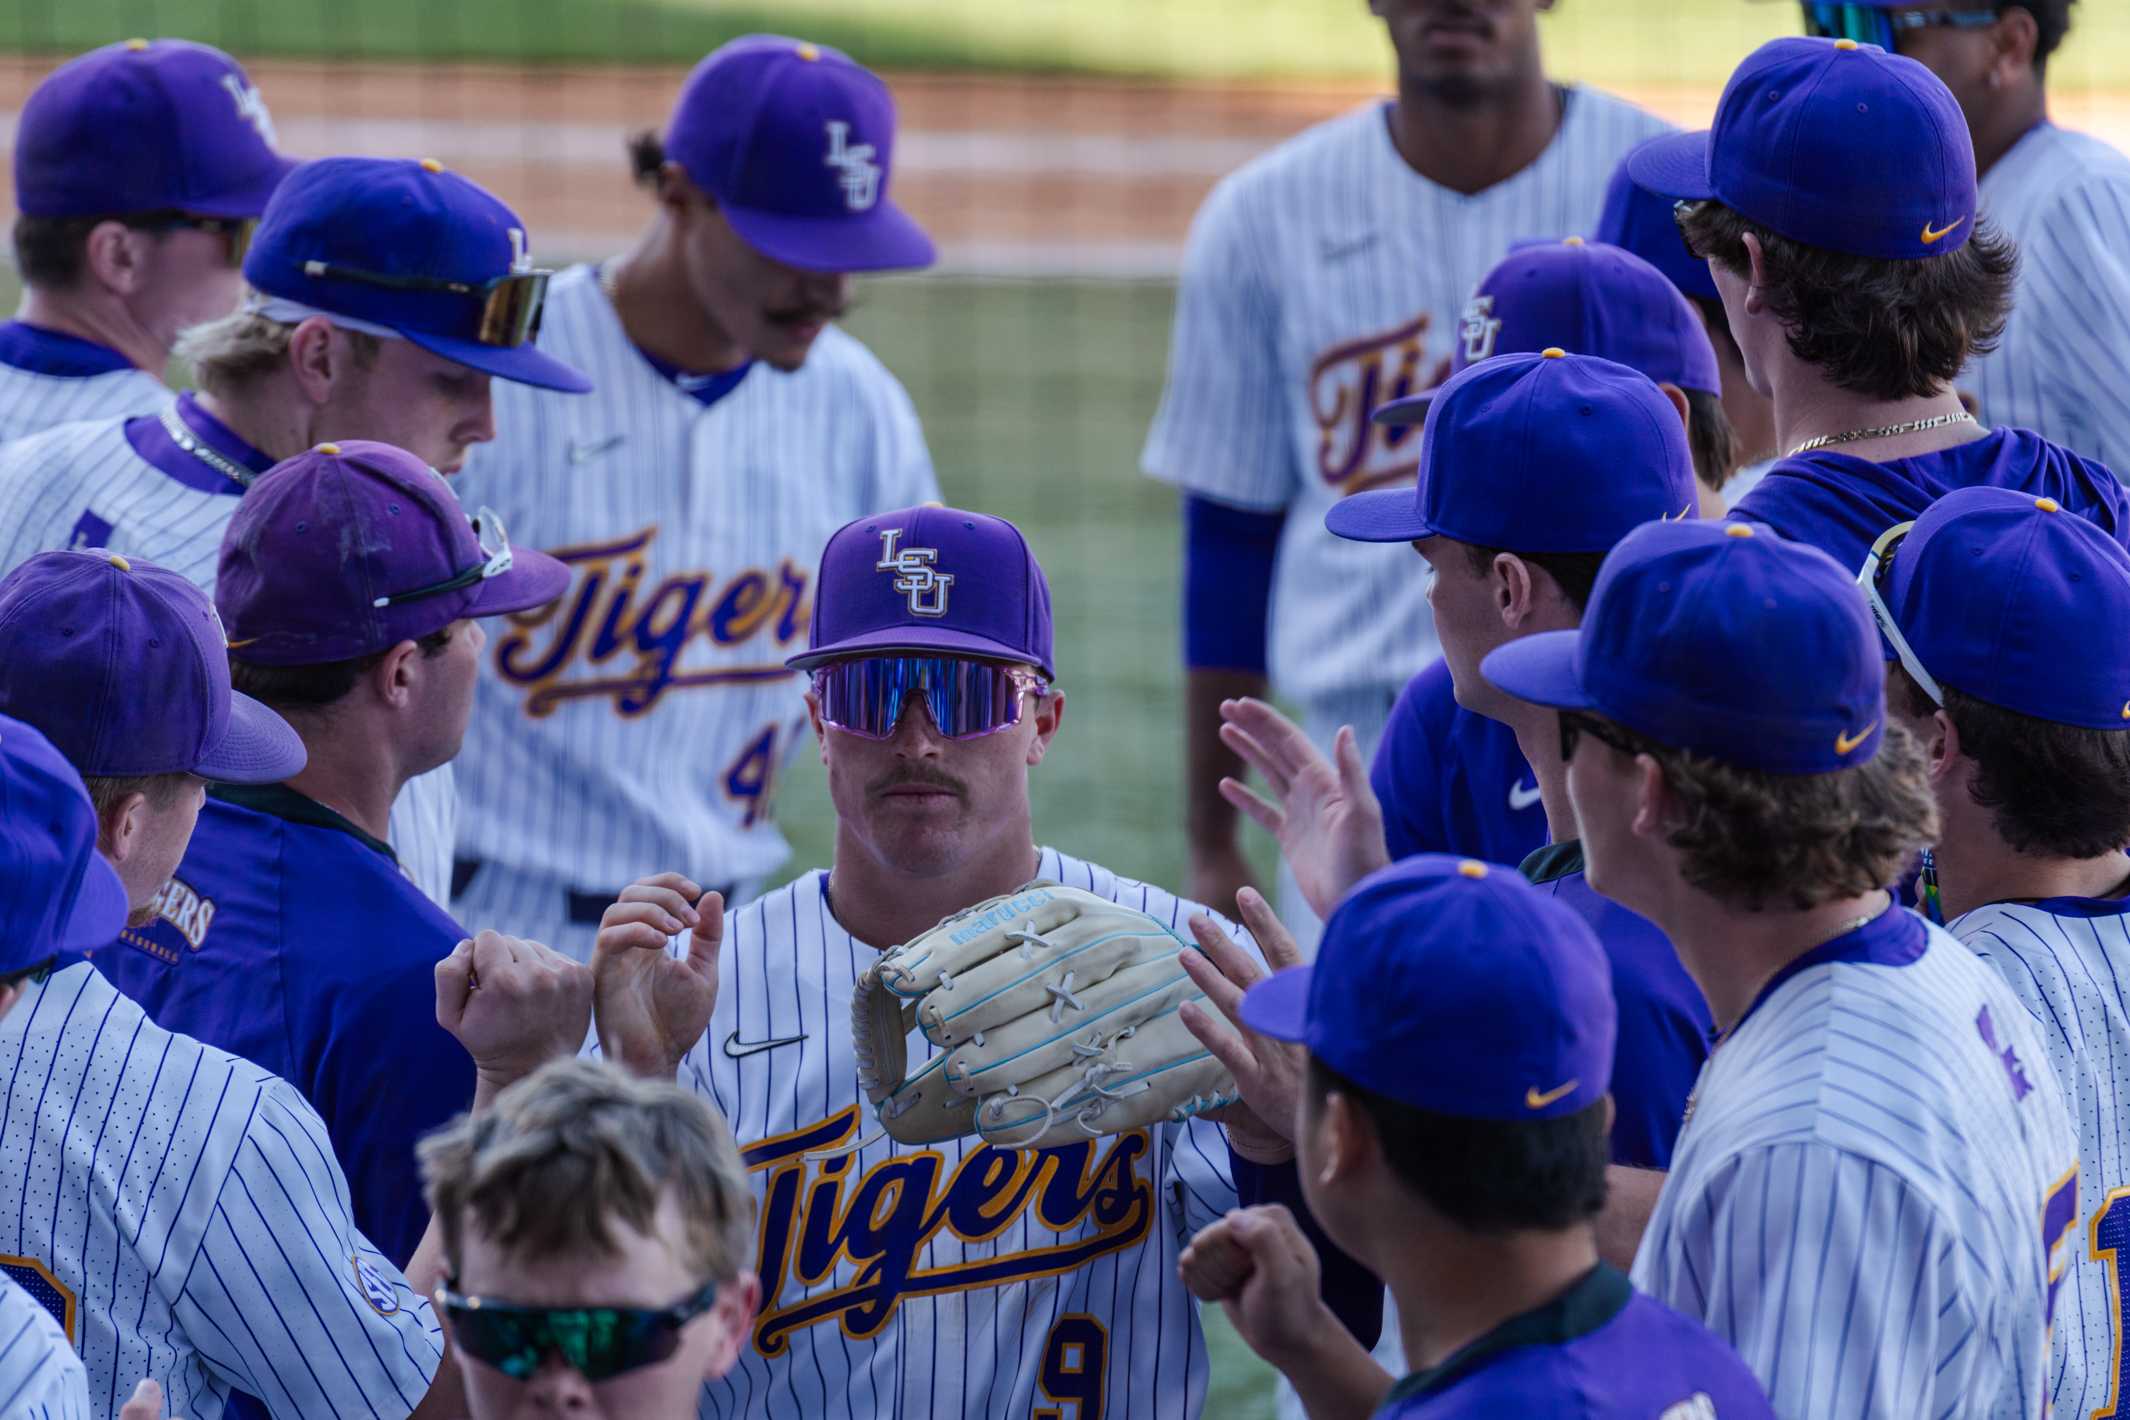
top-left (1181, 887), bottom-right (1308, 1158)
top-left (592, 872), bottom-right (723, 1080)
top-left (1218, 698), bottom-right (1389, 922)
top-left (436, 930), bottom-right (594, 1099)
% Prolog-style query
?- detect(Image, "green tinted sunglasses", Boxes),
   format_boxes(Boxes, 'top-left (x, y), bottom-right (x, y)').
top-left (438, 1278), bottom-right (721, 1382)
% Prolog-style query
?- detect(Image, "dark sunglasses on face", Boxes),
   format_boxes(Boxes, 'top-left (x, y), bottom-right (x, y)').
top-left (0, 955), bottom-right (57, 994)
top-left (129, 211), bottom-right (256, 268)
top-left (1800, 3), bottom-right (2002, 49)
top-left (437, 1278), bottom-right (721, 1383)
top-left (1557, 711), bottom-right (1646, 765)
top-left (812, 655), bottom-right (1050, 742)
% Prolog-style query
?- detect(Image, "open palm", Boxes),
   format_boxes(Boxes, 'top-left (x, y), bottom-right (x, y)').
top-left (1218, 697), bottom-right (1390, 921)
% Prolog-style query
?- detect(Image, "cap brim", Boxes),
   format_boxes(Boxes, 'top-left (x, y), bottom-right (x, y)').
top-left (53, 851), bottom-right (128, 955)
top-left (1369, 391), bottom-right (1438, 429)
top-left (1478, 630), bottom-right (1595, 711)
top-left (402, 329), bottom-right (594, 394)
top-left (194, 692), bottom-right (307, 784)
top-left (787, 626), bottom-right (1051, 676)
top-left (1324, 488), bottom-right (1437, 544)
top-left (462, 546), bottom-right (571, 620)
top-left (1624, 130), bottom-right (1718, 203)
top-left (1238, 965), bottom-right (1313, 1044)
top-left (187, 153), bottom-right (300, 219)
top-left (723, 199), bottom-right (937, 274)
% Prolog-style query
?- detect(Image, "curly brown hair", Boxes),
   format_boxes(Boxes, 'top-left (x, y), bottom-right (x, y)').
top-left (1579, 712), bottom-right (1938, 911)
top-left (1675, 201), bottom-right (2015, 402)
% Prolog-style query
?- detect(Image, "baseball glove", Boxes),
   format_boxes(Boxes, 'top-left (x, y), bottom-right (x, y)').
top-left (851, 881), bottom-right (1241, 1150)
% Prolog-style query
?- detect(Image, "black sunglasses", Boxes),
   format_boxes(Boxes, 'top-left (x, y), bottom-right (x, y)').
top-left (128, 211), bottom-right (256, 268)
top-left (1558, 712), bottom-right (1647, 765)
top-left (0, 955), bottom-right (58, 994)
top-left (438, 1278), bottom-right (722, 1383)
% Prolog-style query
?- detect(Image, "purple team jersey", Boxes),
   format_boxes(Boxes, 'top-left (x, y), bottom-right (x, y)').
top-left (1729, 426), bottom-right (2128, 573)
top-left (1378, 1265), bottom-right (1773, 1418)
top-left (1372, 660), bottom-right (1547, 867)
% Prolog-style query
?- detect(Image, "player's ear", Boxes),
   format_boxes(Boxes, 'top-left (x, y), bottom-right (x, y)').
top-left (80, 220), bottom-right (149, 298)
top-left (1025, 685), bottom-right (1065, 767)
top-left (1655, 381), bottom-right (1690, 433)
top-left (658, 162), bottom-right (709, 221)
top-left (1494, 552), bottom-right (1535, 628)
top-left (1739, 233), bottom-right (1771, 315)
top-left (701, 1271), bottom-right (763, 1380)
top-left (93, 791), bottom-right (148, 865)
top-left (285, 316), bottom-right (341, 406)
top-left (1929, 708), bottom-right (1963, 778)
top-left (803, 689), bottom-right (830, 762)
top-left (1988, 6), bottom-right (2039, 85)
top-left (1629, 753), bottom-right (1673, 839)
top-left (369, 638), bottom-right (423, 709)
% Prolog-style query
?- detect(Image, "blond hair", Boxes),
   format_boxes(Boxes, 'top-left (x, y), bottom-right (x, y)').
top-left (173, 310), bottom-right (380, 399)
top-left (419, 1057), bottom-right (755, 1283)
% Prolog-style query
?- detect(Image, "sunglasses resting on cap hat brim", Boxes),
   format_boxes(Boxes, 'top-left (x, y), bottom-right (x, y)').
top-left (453, 545), bottom-right (572, 620)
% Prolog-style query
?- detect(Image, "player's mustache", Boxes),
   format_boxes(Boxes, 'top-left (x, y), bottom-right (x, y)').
top-left (870, 767), bottom-right (968, 798)
top-left (767, 298), bottom-right (850, 327)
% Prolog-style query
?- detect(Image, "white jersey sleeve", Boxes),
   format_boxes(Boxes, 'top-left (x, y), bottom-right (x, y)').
top-left (0, 366), bottom-right (167, 447)
top-left (0, 1274), bottom-right (89, 1419)
top-left (1140, 171), bottom-right (1293, 511)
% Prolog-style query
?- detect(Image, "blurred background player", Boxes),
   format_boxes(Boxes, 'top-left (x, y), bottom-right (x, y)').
top-left (1592, 142), bottom-right (1778, 493)
top-left (0, 549), bottom-right (306, 925)
top-left (419, 1057), bottom-right (761, 1418)
top-left (1483, 518), bottom-right (2079, 1417)
top-left (1363, 238), bottom-right (1730, 869)
top-left (1802, 1), bottom-right (2130, 471)
top-left (1866, 484), bottom-right (2130, 1415)
top-left (76, 443), bottom-right (566, 1270)
top-left (1140, 0), bottom-right (1670, 942)
top-left (0, 38), bottom-right (289, 441)
top-left (0, 155), bottom-right (591, 912)
top-left (447, 35), bottom-right (938, 959)
top-left (586, 504), bottom-right (1319, 1419)
top-left (1632, 36), bottom-right (2129, 572)
top-left (1182, 856), bottom-right (1771, 1419)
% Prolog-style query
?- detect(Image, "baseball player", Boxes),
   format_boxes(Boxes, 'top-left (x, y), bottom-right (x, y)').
top-left (1630, 36), bottom-right (2130, 575)
top-left (1482, 517), bottom-right (2081, 1418)
top-left (1142, 0), bottom-right (1670, 937)
top-left (0, 707), bottom-right (600, 1420)
top-left (1863, 484), bottom-right (2130, 1416)
top-left (1362, 237), bottom-right (1731, 870)
top-left (61, 443), bottom-right (570, 1270)
top-left (418, 1057), bottom-right (762, 1416)
top-left (586, 504), bottom-right (1321, 1419)
top-left (1, 39), bottom-right (288, 442)
top-left (1183, 856), bottom-right (1773, 1418)
top-left (446, 35), bottom-right (939, 960)
top-left (1802, 1), bottom-right (2130, 470)
top-left (0, 155), bottom-right (591, 912)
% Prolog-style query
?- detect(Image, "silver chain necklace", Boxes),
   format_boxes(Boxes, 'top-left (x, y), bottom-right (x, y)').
top-left (1787, 410), bottom-right (1976, 458)
top-left (158, 404), bottom-right (258, 489)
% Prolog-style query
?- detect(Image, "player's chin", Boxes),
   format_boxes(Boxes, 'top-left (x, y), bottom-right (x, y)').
top-left (759, 320), bottom-right (827, 371)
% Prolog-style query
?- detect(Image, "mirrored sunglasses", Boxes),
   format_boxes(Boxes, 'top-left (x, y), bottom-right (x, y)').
top-left (812, 655), bottom-right (1048, 742)
top-left (438, 1278), bottom-right (720, 1383)
top-left (371, 505), bottom-right (513, 610)
top-left (298, 259), bottom-right (552, 348)
top-left (1855, 519), bottom-right (1944, 704)
top-left (1801, 3), bottom-right (2001, 49)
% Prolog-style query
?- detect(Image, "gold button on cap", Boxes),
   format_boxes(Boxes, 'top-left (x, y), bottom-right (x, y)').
top-left (124, 38), bottom-right (149, 50)
top-left (2036, 497), bottom-right (2061, 513)
top-left (1725, 524), bottom-right (1755, 538)
top-left (1540, 347), bottom-right (1567, 359)
top-left (315, 442), bottom-right (342, 455)
top-left (419, 158), bottom-right (445, 173)
top-left (1457, 860), bottom-right (1488, 879)
top-left (105, 553), bottom-right (132, 571)
top-left (1833, 37), bottom-right (1860, 50)
top-left (797, 43), bottom-right (821, 60)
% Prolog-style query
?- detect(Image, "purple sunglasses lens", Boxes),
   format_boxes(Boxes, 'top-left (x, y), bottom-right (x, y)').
top-left (815, 656), bottom-right (1031, 741)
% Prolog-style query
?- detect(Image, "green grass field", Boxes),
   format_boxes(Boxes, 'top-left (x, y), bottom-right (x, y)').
top-left (3, 0), bottom-right (2127, 88)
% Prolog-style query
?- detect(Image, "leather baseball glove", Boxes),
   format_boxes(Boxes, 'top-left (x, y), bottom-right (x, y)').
top-left (852, 881), bottom-right (1240, 1150)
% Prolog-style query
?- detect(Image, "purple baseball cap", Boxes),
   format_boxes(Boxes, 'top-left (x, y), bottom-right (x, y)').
top-left (1373, 238), bottom-right (1720, 428)
top-left (244, 157), bottom-right (593, 394)
top-left (1330, 349), bottom-right (1697, 550)
top-left (1593, 145), bottom-right (1721, 303)
top-left (1482, 520), bottom-right (1887, 775)
top-left (217, 441), bottom-right (570, 666)
top-left (1627, 37), bottom-right (1977, 262)
top-left (787, 505), bottom-right (1054, 676)
top-left (1242, 856), bottom-right (1615, 1121)
top-left (14, 39), bottom-right (292, 220)
top-left (0, 551), bottom-right (304, 783)
top-left (664, 35), bottom-right (935, 273)
top-left (0, 714), bottom-right (129, 970)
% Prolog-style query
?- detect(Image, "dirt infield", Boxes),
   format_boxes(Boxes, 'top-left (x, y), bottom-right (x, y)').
top-left (5, 55), bottom-right (2129, 272)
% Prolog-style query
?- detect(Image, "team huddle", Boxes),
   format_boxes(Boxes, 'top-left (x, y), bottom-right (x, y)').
top-left (1, 1), bottom-right (2127, 1418)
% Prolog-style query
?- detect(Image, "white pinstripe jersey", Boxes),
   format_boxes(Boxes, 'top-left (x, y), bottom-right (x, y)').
top-left (0, 1273), bottom-right (89, 1419)
top-left (1633, 913), bottom-right (2080, 1420)
top-left (0, 964), bottom-right (441, 1420)
top-left (0, 407), bottom-right (458, 908)
top-left (0, 331), bottom-right (167, 447)
top-left (667, 849), bottom-right (1242, 1420)
top-left (1953, 896), bottom-right (2130, 1420)
top-left (1970, 123), bottom-right (2130, 472)
top-left (449, 265), bottom-right (937, 907)
top-left (1139, 89), bottom-right (1669, 713)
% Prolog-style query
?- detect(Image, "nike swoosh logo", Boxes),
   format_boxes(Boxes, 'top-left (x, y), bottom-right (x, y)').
top-left (1525, 1079), bottom-right (1579, 1110)
top-left (1319, 232), bottom-right (1379, 263)
top-left (723, 1030), bottom-right (806, 1059)
top-left (1508, 778), bottom-right (1542, 811)
top-left (1833, 720), bottom-right (1878, 756)
top-left (567, 434), bottom-right (625, 465)
top-left (1920, 216), bottom-right (1967, 245)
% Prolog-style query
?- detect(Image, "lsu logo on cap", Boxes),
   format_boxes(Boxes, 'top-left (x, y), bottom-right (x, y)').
top-left (219, 72), bottom-right (278, 145)
top-left (875, 528), bottom-right (952, 617)
top-left (824, 120), bottom-right (881, 211)
top-left (1458, 294), bottom-right (1503, 365)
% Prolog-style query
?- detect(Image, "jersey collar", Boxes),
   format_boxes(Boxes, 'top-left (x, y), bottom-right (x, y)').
top-left (1731, 904), bottom-right (1927, 1038)
top-left (211, 782), bottom-right (398, 863)
top-left (0, 320), bottom-right (139, 377)
top-left (1383, 1263), bottom-right (1630, 1406)
top-left (122, 393), bottom-right (277, 495)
